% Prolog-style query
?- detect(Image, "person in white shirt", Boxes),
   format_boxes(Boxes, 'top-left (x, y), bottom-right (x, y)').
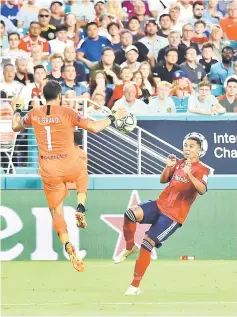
top-left (178, 0), bottom-right (194, 24)
top-left (139, 19), bottom-right (168, 61)
top-left (169, 4), bottom-right (183, 34)
top-left (148, 81), bottom-right (176, 114)
top-left (0, 64), bottom-right (24, 98)
top-left (71, 0), bottom-right (95, 27)
top-left (16, 0), bottom-right (40, 29)
top-left (120, 45), bottom-right (140, 72)
top-left (188, 80), bottom-right (226, 115)
top-left (49, 24), bottom-right (74, 54)
top-left (148, 0), bottom-right (176, 19)
top-left (113, 83), bottom-right (147, 115)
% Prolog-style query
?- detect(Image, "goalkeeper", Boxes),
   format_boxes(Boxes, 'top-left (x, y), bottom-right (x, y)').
top-left (12, 80), bottom-right (127, 272)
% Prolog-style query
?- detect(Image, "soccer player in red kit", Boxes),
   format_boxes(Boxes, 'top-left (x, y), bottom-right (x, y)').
top-left (115, 134), bottom-right (209, 295)
top-left (12, 80), bottom-right (127, 272)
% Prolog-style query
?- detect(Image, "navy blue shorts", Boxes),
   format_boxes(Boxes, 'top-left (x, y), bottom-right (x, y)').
top-left (139, 200), bottom-right (182, 248)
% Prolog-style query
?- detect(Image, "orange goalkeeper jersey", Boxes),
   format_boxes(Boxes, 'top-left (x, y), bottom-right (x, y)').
top-left (22, 105), bottom-right (92, 178)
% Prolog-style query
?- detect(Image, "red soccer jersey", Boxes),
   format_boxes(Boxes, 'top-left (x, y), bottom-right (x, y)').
top-left (19, 35), bottom-right (50, 55)
top-left (21, 105), bottom-right (92, 177)
top-left (157, 159), bottom-right (208, 224)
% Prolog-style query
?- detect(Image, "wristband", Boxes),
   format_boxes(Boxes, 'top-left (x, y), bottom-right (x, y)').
top-left (108, 114), bottom-right (116, 123)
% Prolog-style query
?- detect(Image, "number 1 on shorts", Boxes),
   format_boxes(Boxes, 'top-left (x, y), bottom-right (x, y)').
top-left (44, 126), bottom-right (52, 150)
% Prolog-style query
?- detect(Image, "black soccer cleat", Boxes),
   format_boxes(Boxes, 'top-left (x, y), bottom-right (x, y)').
top-left (76, 203), bottom-right (85, 214)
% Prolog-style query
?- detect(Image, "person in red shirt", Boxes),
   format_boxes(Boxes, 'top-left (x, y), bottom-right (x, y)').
top-left (115, 133), bottom-right (209, 295)
top-left (11, 80), bottom-right (127, 272)
top-left (19, 21), bottom-right (50, 57)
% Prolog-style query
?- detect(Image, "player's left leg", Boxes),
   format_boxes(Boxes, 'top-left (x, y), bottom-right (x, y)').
top-left (125, 211), bottom-right (181, 295)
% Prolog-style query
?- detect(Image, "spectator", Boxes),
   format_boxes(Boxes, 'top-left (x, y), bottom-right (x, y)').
top-left (127, 16), bottom-right (144, 42)
top-left (180, 23), bottom-right (200, 55)
top-left (94, 0), bottom-right (106, 25)
top-left (98, 13), bottom-right (115, 39)
top-left (107, 22), bottom-right (122, 51)
top-left (77, 21), bottom-right (111, 69)
top-left (113, 82), bottom-right (147, 115)
top-left (63, 46), bottom-right (87, 84)
top-left (220, 2), bottom-right (237, 41)
top-left (199, 42), bottom-right (218, 75)
top-left (158, 14), bottom-right (172, 39)
top-left (0, 20), bottom-right (8, 50)
top-left (115, 29), bottom-right (155, 66)
top-left (132, 70), bottom-right (150, 104)
top-left (148, 0), bottom-right (176, 19)
top-left (178, 0), bottom-right (193, 24)
top-left (218, 78), bottom-right (237, 112)
top-left (71, 0), bottom-right (95, 28)
top-left (209, 46), bottom-right (234, 85)
top-left (191, 20), bottom-right (209, 49)
top-left (169, 4), bottom-right (183, 33)
top-left (15, 58), bottom-right (34, 85)
top-left (1, 0), bottom-right (19, 26)
top-left (209, 25), bottom-right (225, 61)
top-left (89, 70), bottom-right (113, 106)
top-left (148, 81), bottom-right (176, 114)
top-left (139, 18), bottom-right (168, 61)
top-left (106, 0), bottom-right (128, 22)
top-left (88, 91), bottom-right (106, 113)
top-left (122, 0), bottom-right (150, 20)
top-left (38, 8), bottom-right (56, 41)
top-left (188, 1), bottom-right (206, 25)
top-left (49, 24), bottom-right (74, 54)
top-left (180, 46), bottom-right (206, 84)
top-left (2, 32), bottom-right (30, 63)
top-left (47, 53), bottom-right (64, 84)
top-left (49, 0), bottom-right (63, 26)
top-left (27, 45), bottom-right (49, 73)
top-left (0, 14), bottom-right (17, 34)
top-left (188, 80), bottom-right (226, 115)
top-left (90, 47), bottom-right (120, 85)
top-left (19, 22), bottom-right (50, 57)
top-left (157, 31), bottom-right (186, 65)
top-left (139, 61), bottom-right (157, 95)
top-left (20, 65), bottom-right (47, 109)
top-left (16, 0), bottom-right (40, 29)
top-left (153, 47), bottom-right (180, 83)
top-left (121, 45), bottom-right (140, 71)
top-left (0, 64), bottom-right (24, 98)
top-left (170, 70), bottom-right (195, 98)
top-left (64, 13), bottom-right (80, 45)
top-left (133, 0), bottom-right (149, 32)
top-left (63, 90), bottom-right (77, 109)
top-left (61, 65), bottom-right (89, 97)
top-left (202, 0), bottom-right (223, 25)
top-left (224, 59), bottom-right (237, 87)
top-left (108, 66), bottom-right (139, 108)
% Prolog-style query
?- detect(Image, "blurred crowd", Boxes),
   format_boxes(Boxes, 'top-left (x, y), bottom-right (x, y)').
top-left (0, 0), bottom-right (237, 117)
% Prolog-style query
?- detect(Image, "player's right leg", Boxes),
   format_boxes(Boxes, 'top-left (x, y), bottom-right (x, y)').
top-left (114, 201), bottom-right (158, 264)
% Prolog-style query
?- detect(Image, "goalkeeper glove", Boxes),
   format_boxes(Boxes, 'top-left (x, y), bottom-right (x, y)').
top-left (75, 203), bottom-right (87, 229)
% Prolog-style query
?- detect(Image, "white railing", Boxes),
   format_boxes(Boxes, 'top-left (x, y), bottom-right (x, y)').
top-left (0, 98), bottom-right (215, 175)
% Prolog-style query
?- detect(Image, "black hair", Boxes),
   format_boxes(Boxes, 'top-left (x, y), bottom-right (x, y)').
top-left (43, 80), bottom-right (62, 101)
top-left (102, 46), bottom-right (115, 55)
top-left (193, 1), bottom-right (205, 9)
top-left (56, 24), bottom-right (68, 32)
top-left (185, 46), bottom-right (197, 55)
top-left (202, 42), bottom-right (214, 50)
top-left (159, 14), bottom-right (171, 21)
top-left (85, 21), bottom-right (98, 30)
top-left (165, 47), bottom-right (178, 56)
top-left (30, 21), bottom-right (41, 27)
top-left (128, 15), bottom-right (140, 23)
top-left (222, 46), bottom-right (234, 53)
top-left (186, 137), bottom-right (201, 148)
top-left (107, 21), bottom-right (120, 31)
top-left (34, 65), bottom-right (46, 73)
top-left (0, 20), bottom-right (6, 27)
top-left (194, 19), bottom-right (206, 27)
top-left (227, 78), bottom-right (237, 85)
top-left (8, 32), bottom-right (20, 40)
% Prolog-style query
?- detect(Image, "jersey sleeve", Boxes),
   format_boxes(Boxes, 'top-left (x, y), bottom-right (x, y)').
top-left (21, 110), bottom-right (33, 128)
top-left (67, 108), bottom-right (93, 129)
top-left (194, 165), bottom-right (209, 187)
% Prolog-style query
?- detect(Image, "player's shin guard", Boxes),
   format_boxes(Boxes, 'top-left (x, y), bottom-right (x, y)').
top-left (131, 239), bottom-right (153, 287)
top-left (52, 213), bottom-right (68, 242)
top-left (123, 209), bottom-right (137, 250)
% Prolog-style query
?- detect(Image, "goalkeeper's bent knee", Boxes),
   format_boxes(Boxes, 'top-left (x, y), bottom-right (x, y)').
top-left (52, 213), bottom-right (67, 236)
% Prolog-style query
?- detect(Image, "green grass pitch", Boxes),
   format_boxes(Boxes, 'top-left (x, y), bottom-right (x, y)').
top-left (1, 260), bottom-right (237, 316)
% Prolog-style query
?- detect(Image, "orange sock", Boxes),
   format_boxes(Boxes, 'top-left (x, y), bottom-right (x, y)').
top-left (52, 214), bottom-right (68, 243)
top-left (131, 246), bottom-right (151, 287)
top-left (123, 216), bottom-right (136, 250)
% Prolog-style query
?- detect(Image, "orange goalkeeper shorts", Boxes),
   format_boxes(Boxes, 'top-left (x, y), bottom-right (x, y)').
top-left (41, 159), bottom-right (88, 210)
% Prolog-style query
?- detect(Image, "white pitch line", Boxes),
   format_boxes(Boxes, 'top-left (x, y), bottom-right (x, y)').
top-left (1, 302), bottom-right (237, 307)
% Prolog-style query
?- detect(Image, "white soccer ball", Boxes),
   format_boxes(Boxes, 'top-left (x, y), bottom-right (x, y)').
top-left (184, 132), bottom-right (208, 158)
top-left (111, 108), bottom-right (137, 134)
